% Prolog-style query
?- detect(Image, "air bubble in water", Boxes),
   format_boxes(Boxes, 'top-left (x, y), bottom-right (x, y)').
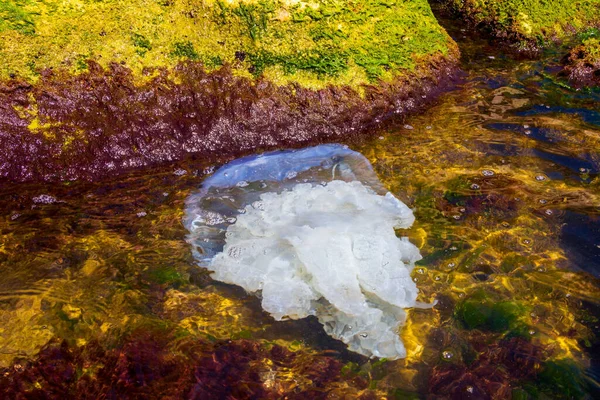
top-left (285, 171), bottom-right (298, 179)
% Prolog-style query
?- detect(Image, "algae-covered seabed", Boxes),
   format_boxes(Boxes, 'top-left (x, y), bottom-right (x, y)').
top-left (1, 11), bottom-right (600, 400)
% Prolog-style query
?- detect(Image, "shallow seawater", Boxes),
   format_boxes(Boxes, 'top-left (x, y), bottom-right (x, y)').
top-left (1, 29), bottom-right (600, 400)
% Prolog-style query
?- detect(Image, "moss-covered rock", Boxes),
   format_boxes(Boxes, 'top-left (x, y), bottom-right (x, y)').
top-left (441, 0), bottom-right (600, 53)
top-left (0, 0), bottom-right (455, 88)
top-left (0, 0), bottom-right (459, 182)
top-left (561, 35), bottom-right (600, 86)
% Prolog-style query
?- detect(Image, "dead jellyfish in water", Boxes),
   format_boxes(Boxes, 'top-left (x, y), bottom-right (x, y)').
top-left (184, 144), bottom-right (430, 359)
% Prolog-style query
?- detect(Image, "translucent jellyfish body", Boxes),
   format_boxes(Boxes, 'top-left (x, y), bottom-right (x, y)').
top-left (184, 144), bottom-right (423, 359)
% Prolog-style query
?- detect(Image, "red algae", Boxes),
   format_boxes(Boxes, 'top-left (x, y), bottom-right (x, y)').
top-left (428, 335), bottom-right (545, 399)
top-left (0, 57), bottom-right (458, 183)
top-left (0, 332), bottom-right (373, 399)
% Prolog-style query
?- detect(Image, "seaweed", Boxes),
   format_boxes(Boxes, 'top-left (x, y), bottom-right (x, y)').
top-left (455, 291), bottom-right (528, 334)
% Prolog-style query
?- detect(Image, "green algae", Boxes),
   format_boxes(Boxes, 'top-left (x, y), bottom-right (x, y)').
top-left (528, 359), bottom-right (589, 399)
top-left (147, 266), bottom-right (188, 286)
top-left (170, 41), bottom-right (201, 61)
top-left (0, 0), bottom-right (36, 35)
top-left (131, 33), bottom-right (152, 57)
top-left (0, 0), bottom-right (456, 88)
top-left (575, 37), bottom-right (600, 63)
top-left (455, 291), bottom-right (529, 333)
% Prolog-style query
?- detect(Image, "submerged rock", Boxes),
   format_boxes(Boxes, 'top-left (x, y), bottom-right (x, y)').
top-left (0, 0), bottom-right (459, 182)
top-left (184, 144), bottom-right (425, 359)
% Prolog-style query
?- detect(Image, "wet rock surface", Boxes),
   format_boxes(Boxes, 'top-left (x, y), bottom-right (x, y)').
top-left (0, 59), bottom-right (458, 183)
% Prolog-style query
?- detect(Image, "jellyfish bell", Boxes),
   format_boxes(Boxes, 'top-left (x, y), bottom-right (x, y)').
top-left (184, 144), bottom-right (427, 359)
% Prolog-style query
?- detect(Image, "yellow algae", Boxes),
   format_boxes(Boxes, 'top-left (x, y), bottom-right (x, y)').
top-left (401, 309), bottom-right (437, 363)
top-left (517, 12), bottom-right (533, 36)
top-left (0, 298), bottom-right (54, 368)
top-left (100, 322), bottom-right (112, 333)
top-left (164, 288), bottom-right (265, 339)
top-left (0, 0), bottom-right (455, 90)
top-left (62, 304), bottom-right (83, 320)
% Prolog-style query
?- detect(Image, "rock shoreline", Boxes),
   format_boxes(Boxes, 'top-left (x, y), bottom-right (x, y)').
top-left (0, 0), bottom-right (460, 183)
top-left (0, 55), bottom-right (459, 183)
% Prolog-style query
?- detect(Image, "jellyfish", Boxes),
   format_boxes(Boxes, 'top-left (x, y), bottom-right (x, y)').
top-left (184, 144), bottom-right (426, 359)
